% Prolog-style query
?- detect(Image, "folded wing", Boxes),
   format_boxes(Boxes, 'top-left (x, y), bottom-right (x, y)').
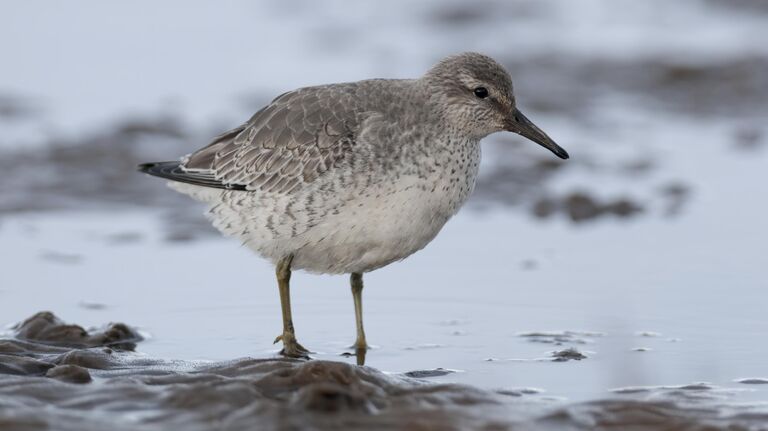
top-left (139, 86), bottom-right (362, 194)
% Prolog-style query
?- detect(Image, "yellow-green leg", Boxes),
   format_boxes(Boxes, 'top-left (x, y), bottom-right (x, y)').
top-left (350, 272), bottom-right (369, 365)
top-left (273, 254), bottom-right (309, 358)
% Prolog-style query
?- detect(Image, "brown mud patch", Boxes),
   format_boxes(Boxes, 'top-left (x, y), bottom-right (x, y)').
top-left (1, 312), bottom-right (766, 430)
top-left (519, 331), bottom-right (603, 346)
top-left (551, 348), bottom-right (587, 362)
top-left (531, 192), bottom-right (644, 223)
top-left (732, 126), bottom-right (765, 152)
top-left (0, 94), bottom-right (40, 120)
top-left (13, 311), bottom-right (142, 350)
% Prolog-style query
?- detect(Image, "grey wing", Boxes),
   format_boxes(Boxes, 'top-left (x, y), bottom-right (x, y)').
top-left (177, 86), bottom-right (362, 194)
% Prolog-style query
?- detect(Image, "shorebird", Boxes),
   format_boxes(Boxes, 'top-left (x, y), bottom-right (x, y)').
top-left (138, 52), bottom-right (568, 363)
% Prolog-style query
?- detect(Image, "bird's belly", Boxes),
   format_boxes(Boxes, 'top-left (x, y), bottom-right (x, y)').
top-left (291, 175), bottom-right (474, 274)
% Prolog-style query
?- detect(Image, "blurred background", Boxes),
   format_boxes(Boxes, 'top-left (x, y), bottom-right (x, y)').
top-left (1, 0), bottom-right (767, 405)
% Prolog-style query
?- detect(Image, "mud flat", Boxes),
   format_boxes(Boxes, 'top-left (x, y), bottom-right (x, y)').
top-left (0, 312), bottom-right (765, 431)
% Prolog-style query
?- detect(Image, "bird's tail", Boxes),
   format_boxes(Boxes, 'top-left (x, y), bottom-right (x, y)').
top-left (137, 161), bottom-right (243, 190)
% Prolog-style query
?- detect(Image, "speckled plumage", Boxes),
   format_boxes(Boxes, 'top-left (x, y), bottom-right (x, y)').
top-left (140, 52), bottom-right (567, 274)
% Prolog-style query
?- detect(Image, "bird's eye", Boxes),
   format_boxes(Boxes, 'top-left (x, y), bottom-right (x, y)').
top-left (473, 87), bottom-right (489, 99)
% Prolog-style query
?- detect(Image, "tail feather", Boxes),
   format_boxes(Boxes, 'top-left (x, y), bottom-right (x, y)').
top-left (137, 161), bottom-right (245, 190)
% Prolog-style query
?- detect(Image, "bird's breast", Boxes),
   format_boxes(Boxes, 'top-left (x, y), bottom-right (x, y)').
top-left (356, 137), bottom-right (482, 251)
top-left (286, 137), bottom-right (481, 273)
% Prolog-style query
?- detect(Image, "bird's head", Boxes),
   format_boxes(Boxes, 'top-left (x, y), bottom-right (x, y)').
top-left (423, 52), bottom-right (568, 160)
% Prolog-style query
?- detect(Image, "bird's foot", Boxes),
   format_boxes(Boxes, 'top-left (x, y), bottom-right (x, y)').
top-left (274, 332), bottom-right (310, 358)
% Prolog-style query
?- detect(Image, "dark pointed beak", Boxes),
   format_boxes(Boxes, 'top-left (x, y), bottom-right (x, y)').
top-left (505, 108), bottom-right (569, 159)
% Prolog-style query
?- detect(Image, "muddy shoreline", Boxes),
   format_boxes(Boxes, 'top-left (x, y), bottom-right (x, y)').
top-left (1, 312), bottom-right (765, 430)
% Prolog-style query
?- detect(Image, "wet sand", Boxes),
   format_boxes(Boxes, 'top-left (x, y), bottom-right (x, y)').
top-left (2, 312), bottom-right (766, 430)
